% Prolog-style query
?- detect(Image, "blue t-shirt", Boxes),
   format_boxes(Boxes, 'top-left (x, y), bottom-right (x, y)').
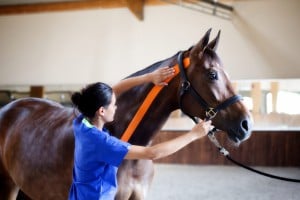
top-left (69, 115), bottom-right (131, 200)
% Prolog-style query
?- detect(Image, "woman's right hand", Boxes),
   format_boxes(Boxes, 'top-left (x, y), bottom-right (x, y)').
top-left (148, 66), bottom-right (175, 86)
top-left (125, 119), bottom-right (214, 161)
top-left (191, 119), bottom-right (213, 139)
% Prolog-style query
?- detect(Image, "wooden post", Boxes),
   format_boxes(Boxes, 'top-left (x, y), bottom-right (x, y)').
top-left (270, 81), bottom-right (279, 113)
top-left (251, 82), bottom-right (261, 114)
top-left (231, 81), bottom-right (238, 93)
top-left (170, 109), bottom-right (182, 118)
top-left (30, 86), bottom-right (44, 98)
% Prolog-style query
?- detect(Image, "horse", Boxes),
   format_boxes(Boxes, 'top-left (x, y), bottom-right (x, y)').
top-left (0, 29), bottom-right (252, 200)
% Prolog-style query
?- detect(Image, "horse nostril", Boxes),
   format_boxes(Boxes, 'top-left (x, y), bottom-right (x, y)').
top-left (241, 119), bottom-right (249, 132)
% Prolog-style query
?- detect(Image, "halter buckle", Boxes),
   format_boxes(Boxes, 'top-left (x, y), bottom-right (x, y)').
top-left (181, 81), bottom-right (191, 91)
top-left (205, 107), bottom-right (217, 119)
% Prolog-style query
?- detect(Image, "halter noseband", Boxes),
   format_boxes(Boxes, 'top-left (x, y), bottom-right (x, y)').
top-left (177, 52), bottom-right (242, 123)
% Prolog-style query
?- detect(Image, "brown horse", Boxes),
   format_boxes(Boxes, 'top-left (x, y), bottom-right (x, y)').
top-left (0, 29), bottom-right (252, 200)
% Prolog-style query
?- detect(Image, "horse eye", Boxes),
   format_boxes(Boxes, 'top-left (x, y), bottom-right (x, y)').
top-left (207, 70), bottom-right (218, 80)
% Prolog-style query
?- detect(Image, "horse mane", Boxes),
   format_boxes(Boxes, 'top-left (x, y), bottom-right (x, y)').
top-left (126, 51), bottom-right (182, 78)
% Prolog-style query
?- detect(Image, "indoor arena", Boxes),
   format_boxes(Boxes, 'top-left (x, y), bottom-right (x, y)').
top-left (0, 0), bottom-right (299, 200)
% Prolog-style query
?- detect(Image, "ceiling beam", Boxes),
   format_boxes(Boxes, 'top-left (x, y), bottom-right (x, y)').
top-left (0, 0), bottom-right (166, 20)
top-left (125, 0), bottom-right (144, 21)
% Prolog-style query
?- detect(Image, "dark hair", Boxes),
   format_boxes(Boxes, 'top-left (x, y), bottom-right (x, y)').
top-left (71, 82), bottom-right (113, 119)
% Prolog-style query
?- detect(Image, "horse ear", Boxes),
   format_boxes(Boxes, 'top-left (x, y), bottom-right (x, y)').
top-left (199, 28), bottom-right (211, 50)
top-left (207, 30), bottom-right (221, 51)
top-left (191, 28), bottom-right (212, 57)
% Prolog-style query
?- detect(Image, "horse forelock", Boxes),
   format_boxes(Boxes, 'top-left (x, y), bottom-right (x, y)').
top-left (204, 47), bottom-right (220, 61)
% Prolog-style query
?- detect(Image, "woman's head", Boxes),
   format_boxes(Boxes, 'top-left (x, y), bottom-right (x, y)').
top-left (71, 82), bottom-right (115, 121)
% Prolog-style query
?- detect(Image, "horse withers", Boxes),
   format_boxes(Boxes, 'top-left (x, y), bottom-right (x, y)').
top-left (0, 29), bottom-right (252, 200)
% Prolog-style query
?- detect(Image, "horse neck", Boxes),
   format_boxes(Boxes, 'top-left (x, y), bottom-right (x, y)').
top-left (107, 73), bottom-right (181, 146)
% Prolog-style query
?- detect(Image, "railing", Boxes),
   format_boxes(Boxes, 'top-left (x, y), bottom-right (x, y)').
top-left (0, 87), bottom-right (75, 108)
top-left (1, 79), bottom-right (300, 129)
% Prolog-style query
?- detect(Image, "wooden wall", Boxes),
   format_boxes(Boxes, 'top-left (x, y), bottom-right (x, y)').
top-left (152, 131), bottom-right (300, 166)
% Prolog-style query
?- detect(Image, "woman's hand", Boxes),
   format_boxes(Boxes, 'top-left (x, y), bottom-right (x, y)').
top-left (148, 66), bottom-right (175, 86)
top-left (190, 120), bottom-right (213, 139)
top-left (113, 66), bottom-right (175, 97)
top-left (125, 119), bottom-right (214, 161)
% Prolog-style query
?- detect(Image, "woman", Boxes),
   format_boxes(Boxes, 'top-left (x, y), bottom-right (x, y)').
top-left (69, 66), bottom-right (212, 200)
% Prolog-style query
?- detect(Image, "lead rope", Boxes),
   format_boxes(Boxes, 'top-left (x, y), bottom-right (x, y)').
top-left (205, 126), bottom-right (300, 183)
top-left (176, 51), bottom-right (300, 183)
top-left (207, 128), bottom-right (229, 156)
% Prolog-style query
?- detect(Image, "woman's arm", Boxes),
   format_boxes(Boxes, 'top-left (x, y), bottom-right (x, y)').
top-left (112, 66), bottom-right (175, 97)
top-left (124, 120), bottom-right (212, 160)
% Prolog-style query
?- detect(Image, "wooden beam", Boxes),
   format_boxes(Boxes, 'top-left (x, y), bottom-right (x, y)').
top-left (125, 0), bottom-right (145, 21)
top-left (0, 0), bottom-right (166, 18)
top-left (0, 0), bottom-right (126, 14)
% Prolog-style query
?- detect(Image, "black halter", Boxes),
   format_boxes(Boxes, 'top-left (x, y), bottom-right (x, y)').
top-left (177, 51), bottom-right (242, 123)
top-left (177, 53), bottom-right (300, 183)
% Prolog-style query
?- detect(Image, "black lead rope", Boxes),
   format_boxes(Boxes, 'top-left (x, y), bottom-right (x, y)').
top-left (176, 51), bottom-right (300, 183)
top-left (226, 155), bottom-right (300, 183)
top-left (207, 128), bottom-right (300, 183)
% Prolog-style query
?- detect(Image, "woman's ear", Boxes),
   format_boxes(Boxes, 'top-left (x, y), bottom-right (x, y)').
top-left (97, 107), bottom-right (105, 117)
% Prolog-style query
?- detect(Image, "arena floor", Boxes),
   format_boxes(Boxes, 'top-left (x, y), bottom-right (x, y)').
top-left (147, 164), bottom-right (300, 200)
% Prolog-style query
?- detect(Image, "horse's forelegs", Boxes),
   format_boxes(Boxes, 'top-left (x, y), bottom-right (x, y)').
top-left (116, 160), bottom-right (154, 200)
top-left (115, 182), bottom-right (147, 200)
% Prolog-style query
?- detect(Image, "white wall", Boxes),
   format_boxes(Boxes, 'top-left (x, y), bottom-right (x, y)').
top-left (0, 0), bottom-right (299, 85)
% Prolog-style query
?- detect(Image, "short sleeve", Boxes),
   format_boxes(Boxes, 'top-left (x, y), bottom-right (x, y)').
top-left (93, 130), bottom-right (131, 167)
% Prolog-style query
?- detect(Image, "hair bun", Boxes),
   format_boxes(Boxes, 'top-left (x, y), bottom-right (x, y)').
top-left (71, 92), bottom-right (82, 107)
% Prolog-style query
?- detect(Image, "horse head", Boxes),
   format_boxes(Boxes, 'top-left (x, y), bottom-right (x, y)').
top-left (177, 29), bottom-right (253, 145)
